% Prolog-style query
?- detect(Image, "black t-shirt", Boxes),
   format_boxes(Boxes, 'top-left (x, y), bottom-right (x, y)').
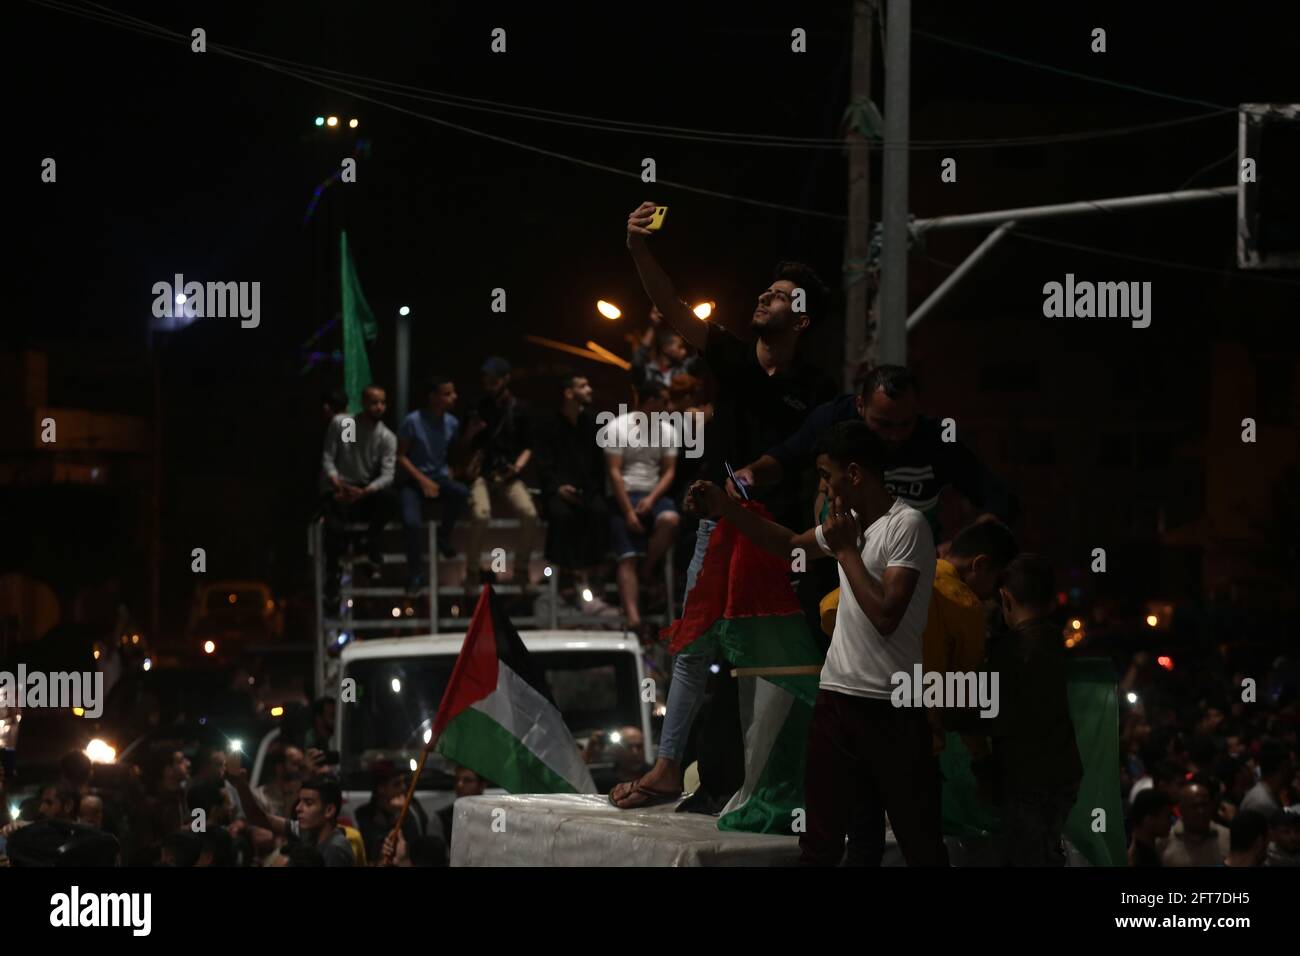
top-left (535, 408), bottom-right (606, 499)
top-left (474, 394), bottom-right (533, 476)
top-left (766, 396), bottom-right (1020, 538)
top-left (702, 324), bottom-right (837, 529)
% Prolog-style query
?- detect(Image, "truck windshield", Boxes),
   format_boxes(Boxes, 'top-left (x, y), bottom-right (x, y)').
top-left (340, 650), bottom-right (641, 791)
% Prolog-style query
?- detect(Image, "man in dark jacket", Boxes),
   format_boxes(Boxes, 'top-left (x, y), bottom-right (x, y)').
top-left (535, 371), bottom-right (610, 604)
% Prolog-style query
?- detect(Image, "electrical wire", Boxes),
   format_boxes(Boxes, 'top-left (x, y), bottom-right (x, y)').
top-left (914, 29), bottom-right (1238, 114)
top-left (32, 1), bottom-right (1234, 153)
top-left (1177, 148), bottom-right (1239, 191)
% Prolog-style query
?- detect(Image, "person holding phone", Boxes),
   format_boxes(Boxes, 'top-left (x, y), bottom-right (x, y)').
top-left (611, 201), bottom-right (837, 813)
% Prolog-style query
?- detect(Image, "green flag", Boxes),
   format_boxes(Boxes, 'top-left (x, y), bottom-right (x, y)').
top-left (340, 230), bottom-right (378, 414)
top-left (939, 657), bottom-right (1125, 866)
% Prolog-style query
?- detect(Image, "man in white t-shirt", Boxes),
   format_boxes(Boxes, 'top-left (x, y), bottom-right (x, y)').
top-left (604, 376), bottom-right (681, 637)
top-left (688, 419), bottom-right (946, 865)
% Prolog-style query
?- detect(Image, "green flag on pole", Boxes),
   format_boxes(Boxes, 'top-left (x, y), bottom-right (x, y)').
top-left (340, 230), bottom-right (378, 414)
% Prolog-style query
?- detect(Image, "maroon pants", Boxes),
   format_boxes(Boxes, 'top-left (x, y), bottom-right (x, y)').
top-left (800, 689), bottom-right (948, 866)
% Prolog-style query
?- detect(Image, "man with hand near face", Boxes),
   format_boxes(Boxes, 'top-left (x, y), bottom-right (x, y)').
top-left (687, 420), bottom-right (945, 866)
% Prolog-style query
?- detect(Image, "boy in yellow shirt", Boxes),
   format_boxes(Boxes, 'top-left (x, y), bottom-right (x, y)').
top-left (921, 518), bottom-right (1018, 758)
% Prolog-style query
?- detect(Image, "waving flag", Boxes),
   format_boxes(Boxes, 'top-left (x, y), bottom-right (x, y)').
top-left (662, 503), bottom-right (825, 835)
top-left (339, 230), bottom-right (378, 415)
top-left (432, 586), bottom-right (596, 795)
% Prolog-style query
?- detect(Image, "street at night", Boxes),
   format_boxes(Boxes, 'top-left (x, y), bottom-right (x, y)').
top-left (2, 0), bottom-right (1297, 938)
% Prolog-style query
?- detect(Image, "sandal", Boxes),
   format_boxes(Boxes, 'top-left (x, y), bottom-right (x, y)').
top-left (609, 780), bottom-right (682, 810)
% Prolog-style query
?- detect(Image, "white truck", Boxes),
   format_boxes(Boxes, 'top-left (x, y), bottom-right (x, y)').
top-left (329, 631), bottom-right (654, 825)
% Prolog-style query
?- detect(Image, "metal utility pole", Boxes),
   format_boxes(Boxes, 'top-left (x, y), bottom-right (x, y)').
top-left (904, 186), bottom-right (1236, 332)
top-left (395, 310), bottom-right (411, 422)
top-left (876, 0), bottom-right (910, 365)
top-left (842, 0), bottom-right (874, 390)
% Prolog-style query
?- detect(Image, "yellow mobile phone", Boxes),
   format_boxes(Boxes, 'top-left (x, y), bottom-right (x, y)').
top-left (647, 206), bottom-right (668, 231)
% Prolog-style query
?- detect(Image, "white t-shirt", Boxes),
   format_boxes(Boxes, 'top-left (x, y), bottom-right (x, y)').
top-left (604, 413), bottom-right (678, 495)
top-left (814, 498), bottom-right (935, 700)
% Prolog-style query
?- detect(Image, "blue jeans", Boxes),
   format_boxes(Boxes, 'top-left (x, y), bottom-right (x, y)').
top-left (400, 478), bottom-right (469, 570)
top-left (658, 519), bottom-right (716, 762)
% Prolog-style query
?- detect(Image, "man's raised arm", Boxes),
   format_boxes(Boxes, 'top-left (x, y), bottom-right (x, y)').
top-left (626, 201), bottom-right (707, 351)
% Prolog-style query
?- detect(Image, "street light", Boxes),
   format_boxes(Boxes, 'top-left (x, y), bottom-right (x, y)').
top-left (596, 300), bottom-right (621, 320)
top-left (326, 116), bottom-right (339, 127)
top-left (692, 301), bottom-right (715, 320)
top-left (349, 118), bottom-right (359, 129)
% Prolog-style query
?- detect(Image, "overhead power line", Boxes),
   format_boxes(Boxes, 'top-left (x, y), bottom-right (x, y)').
top-left (36, 1), bottom-right (1232, 152)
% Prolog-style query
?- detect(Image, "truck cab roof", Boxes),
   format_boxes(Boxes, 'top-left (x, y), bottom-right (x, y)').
top-left (339, 630), bottom-right (640, 663)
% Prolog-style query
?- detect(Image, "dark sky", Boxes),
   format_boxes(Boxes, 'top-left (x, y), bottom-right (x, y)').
top-left (10, 1), bottom-right (1299, 622)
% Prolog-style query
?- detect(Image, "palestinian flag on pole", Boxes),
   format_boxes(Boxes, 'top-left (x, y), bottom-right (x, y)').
top-left (431, 586), bottom-right (595, 795)
top-left (662, 502), bottom-right (825, 835)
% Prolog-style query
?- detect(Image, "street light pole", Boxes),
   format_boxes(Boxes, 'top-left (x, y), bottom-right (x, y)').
top-left (395, 307), bottom-right (411, 423)
top-left (876, 0), bottom-right (911, 365)
top-left (842, 0), bottom-right (874, 390)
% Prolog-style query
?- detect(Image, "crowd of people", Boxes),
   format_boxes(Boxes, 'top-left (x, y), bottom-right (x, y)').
top-left (597, 200), bottom-right (1298, 867)
top-left (2, 197), bottom-right (1294, 869)
top-left (0, 704), bottom-right (491, 867)
top-left (317, 283), bottom-right (722, 648)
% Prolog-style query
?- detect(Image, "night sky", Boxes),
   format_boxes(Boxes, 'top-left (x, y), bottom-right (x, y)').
top-left (10, 1), bottom-right (1299, 633)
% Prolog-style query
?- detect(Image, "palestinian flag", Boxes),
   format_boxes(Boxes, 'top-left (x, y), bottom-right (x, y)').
top-left (431, 586), bottom-right (596, 795)
top-left (662, 502), bottom-right (825, 835)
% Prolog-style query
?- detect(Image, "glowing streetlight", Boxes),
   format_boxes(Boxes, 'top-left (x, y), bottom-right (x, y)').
top-left (1145, 614), bottom-right (1158, 627)
top-left (203, 640), bottom-right (216, 655)
top-left (85, 739), bottom-right (116, 764)
top-left (399, 306), bottom-right (410, 316)
top-left (692, 301), bottom-right (715, 320)
top-left (348, 118), bottom-right (359, 129)
top-left (326, 116), bottom-right (339, 127)
top-left (596, 300), bottom-right (621, 320)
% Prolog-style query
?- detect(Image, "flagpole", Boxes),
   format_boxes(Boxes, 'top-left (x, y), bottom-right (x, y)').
top-left (390, 732), bottom-right (437, 847)
top-left (384, 583), bottom-right (490, 863)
